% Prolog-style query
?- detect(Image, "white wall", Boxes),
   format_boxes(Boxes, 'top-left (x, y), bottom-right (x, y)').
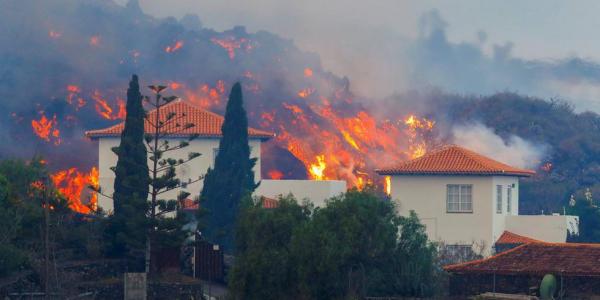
top-left (491, 176), bottom-right (520, 245)
top-left (505, 215), bottom-right (579, 243)
top-left (97, 136), bottom-right (262, 213)
top-left (254, 179), bottom-right (346, 207)
top-left (390, 175), bottom-right (497, 253)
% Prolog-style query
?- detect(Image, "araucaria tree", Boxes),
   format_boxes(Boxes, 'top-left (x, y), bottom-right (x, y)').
top-left (106, 75), bottom-right (150, 271)
top-left (103, 75), bottom-right (202, 273)
top-left (200, 82), bottom-right (258, 252)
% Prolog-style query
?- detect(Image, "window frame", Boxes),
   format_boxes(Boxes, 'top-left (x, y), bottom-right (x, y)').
top-left (507, 186), bottom-right (512, 213)
top-left (446, 184), bottom-right (473, 213)
top-left (496, 185), bottom-right (503, 214)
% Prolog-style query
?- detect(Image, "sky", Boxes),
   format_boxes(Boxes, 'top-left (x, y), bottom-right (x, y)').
top-left (113, 0), bottom-right (600, 110)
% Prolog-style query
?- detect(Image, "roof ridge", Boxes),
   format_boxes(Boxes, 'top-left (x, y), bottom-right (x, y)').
top-left (444, 242), bottom-right (529, 271)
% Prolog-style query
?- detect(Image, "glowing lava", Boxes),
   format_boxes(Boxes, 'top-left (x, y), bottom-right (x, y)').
top-left (31, 113), bottom-right (61, 145)
top-left (165, 40), bottom-right (184, 53)
top-left (50, 167), bottom-right (98, 214)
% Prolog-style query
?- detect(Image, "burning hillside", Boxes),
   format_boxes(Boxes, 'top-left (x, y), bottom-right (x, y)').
top-left (2, 0), bottom-right (440, 212)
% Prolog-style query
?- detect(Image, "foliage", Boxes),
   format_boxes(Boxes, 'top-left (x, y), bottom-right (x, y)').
top-left (200, 82), bottom-right (258, 252)
top-left (567, 189), bottom-right (600, 242)
top-left (229, 195), bottom-right (310, 300)
top-left (229, 189), bottom-right (438, 299)
top-left (106, 74), bottom-right (149, 270)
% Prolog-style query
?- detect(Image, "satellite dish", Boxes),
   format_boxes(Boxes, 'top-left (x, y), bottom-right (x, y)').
top-left (539, 274), bottom-right (557, 300)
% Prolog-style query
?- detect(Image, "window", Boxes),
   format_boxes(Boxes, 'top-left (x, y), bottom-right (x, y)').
top-left (447, 184), bottom-right (472, 213)
top-left (496, 185), bottom-right (503, 214)
top-left (507, 187), bottom-right (512, 213)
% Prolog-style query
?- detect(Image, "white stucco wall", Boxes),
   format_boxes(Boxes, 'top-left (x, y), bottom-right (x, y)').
top-left (254, 179), bottom-right (346, 207)
top-left (505, 215), bottom-right (579, 243)
top-left (491, 176), bottom-right (520, 245)
top-left (97, 136), bottom-right (262, 213)
top-left (390, 175), bottom-right (521, 254)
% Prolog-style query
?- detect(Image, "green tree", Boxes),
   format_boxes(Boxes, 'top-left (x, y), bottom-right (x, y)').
top-left (105, 74), bottom-right (150, 271)
top-left (200, 82), bottom-right (258, 252)
top-left (568, 189), bottom-right (600, 242)
top-left (229, 195), bottom-right (310, 300)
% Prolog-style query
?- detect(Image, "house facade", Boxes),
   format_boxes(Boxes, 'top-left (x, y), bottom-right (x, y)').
top-left (85, 100), bottom-right (272, 213)
top-left (86, 100), bottom-right (346, 213)
top-left (376, 145), bottom-right (577, 255)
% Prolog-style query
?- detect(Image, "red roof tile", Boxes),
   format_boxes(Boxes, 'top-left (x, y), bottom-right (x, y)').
top-left (85, 100), bottom-right (274, 139)
top-left (445, 242), bottom-right (600, 276)
top-left (376, 145), bottom-right (535, 177)
top-left (496, 231), bottom-right (541, 245)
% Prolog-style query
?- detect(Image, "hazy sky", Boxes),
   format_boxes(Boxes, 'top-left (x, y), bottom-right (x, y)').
top-left (114, 0), bottom-right (600, 102)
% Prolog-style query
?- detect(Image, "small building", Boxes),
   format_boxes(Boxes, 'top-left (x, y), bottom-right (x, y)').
top-left (85, 100), bottom-right (346, 212)
top-left (376, 145), bottom-right (578, 256)
top-left (444, 241), bottom-right (600, 297)
top-left (85, 100), bottom-right (273, 212)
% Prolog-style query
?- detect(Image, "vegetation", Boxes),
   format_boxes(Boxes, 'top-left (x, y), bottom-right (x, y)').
top-left (229, 189), bottom-right (439, 299)
top-left (568, 189), bottom-right (600, 242)
top-left (106, 74), bottom-right (149, 271)
top-left (200, 82), bottom-right (259, 252)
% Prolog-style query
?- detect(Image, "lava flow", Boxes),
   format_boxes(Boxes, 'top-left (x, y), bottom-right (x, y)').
top-left (50, 167), bottom-right (99, 214)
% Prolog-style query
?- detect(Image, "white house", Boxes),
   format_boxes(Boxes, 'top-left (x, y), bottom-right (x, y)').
top-left (376, 145), bottom-right (578, 256)
top-left (86, 100), bottom-right (345, 212)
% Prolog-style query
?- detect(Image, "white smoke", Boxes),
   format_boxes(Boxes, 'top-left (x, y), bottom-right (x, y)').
top-left (451, 123), bottom-right (547, 169)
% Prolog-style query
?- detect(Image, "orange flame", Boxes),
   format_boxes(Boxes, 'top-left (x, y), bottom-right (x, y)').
top-left (304, 68), bottom-right (313, 77)
top-left (89, 35), bottom-right (100, 46)
top-left (165, 40), bottom-right (184, 53)
top-left (31, 113), bottom-right (61, 145)
top-left (309, 155), bottom-right (327, 180)
top-left (384, 176), bottom-right (391, 196)
top-left (210, 37), bottom-right (253, 59)
top-left (50, 167), bottom-right (98, 214)
top-left (267, 169), bottom-right (284, 180)
top-left (92, 91), bottom-right (126, 120)
top-left (297, 88), bottom-right (315, 98)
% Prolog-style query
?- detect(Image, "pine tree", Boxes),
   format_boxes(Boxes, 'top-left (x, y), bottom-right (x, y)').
top-left (106, 74), bottom-right (149, 271)
top-left (200, 82), bottom-right (258, 252)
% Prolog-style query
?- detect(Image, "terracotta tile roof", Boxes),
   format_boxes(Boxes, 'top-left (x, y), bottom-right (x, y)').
top-left (85, 100), bottom-right (274, 139)
top-left (376, 145), bottom-right (535, 177)
top-left (445, 242), bottom-right (600, 276)
top-left (496, 231), bottom-right (541, 245)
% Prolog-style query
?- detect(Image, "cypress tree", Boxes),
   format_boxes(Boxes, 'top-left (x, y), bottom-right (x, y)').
top-left (106, 74), bottom-right (149, 271)
top-left (200, 82), bottom-right (258, 252)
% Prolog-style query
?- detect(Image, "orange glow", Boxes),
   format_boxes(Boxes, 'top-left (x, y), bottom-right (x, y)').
top-left (184, 81), bottom-right (226, 109)
top-left (267, 169), bottom-right (284, 180)
top-left (297, 88), bottom-right (315, 98)
top-left (92, 91), bottom-right (126, 120)
top-left (89, 35), bottom-right (100, 46)
top-left (50, 167), bottom-right (98, 214)
top-left (309, 155), bottom-right (327, 180)
top-left (304, 68), bottom-right (313, 77)
top-left (31, 113), bottom-right (61, 145)
top-left (165, 40), bottom-right (184, 53)
top-left (210, 36), bottom-right (252, 59)
top-left (169, 81), bottom-right (183, 90)
top-left (384, 176), bottom-right (391, 196)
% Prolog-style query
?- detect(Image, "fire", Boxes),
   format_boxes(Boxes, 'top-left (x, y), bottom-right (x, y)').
top-left (89, 35), bottom-right (100, 46)
top-left (304, 68), bottom-right (313, 77)
top-left (210, 36), bottom-right (253, 59)
top-left (31, 113), bottom-right (61, 145)
top-left (50, 167), bottom-right (98, 214)
top-left (309, 155), bottom-right (327, 180)
top-left (384, 176), bottom-right (391, 196)
top-left (169, 81), bottom-right (183, 90)
top-left (404, 114), bottom-right (435, 159)
top-left (297, 88), bottom-right (315, 98)
top-left (184, 81), bottom-right (226, 109)
top-left (92, 90), bottom-right (126, 120)
top-left (165, 40), bottom-right (184, 53)
top-left (267, 169), bottom-right (284, 180)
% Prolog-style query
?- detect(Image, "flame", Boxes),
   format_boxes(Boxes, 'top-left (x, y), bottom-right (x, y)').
top-left (404, 114), bottom-right (434, 159)
top-left (50, 167), bottom-right (98, 214)
top-left (309, 155), bottom-right (327, 180)
top-left (184, 81), bottom-right (226, 109)
top-left (384, 176), bottom-right (391, 196)
top-left (297, 88), bottom-right (315, 98)
top-left (31, 113), bottom-right (61, 145)
top-left (210, 36), bottom-right (253, 59)
top-left (169, 81), bottom-right (183, 90)
top-left (165, 40), bottom-right (184, 53)
top-left (304, 68), bottom-right (313, 77)
top-left (91, 91), bottom-right (126, 120)
top-left (267, 169), bottom-right (284, 180)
